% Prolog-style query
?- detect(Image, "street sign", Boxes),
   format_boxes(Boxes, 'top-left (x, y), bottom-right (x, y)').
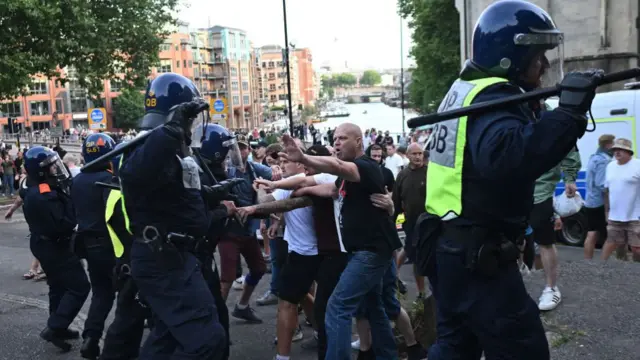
top-left (212, 114), bottom-right (226, 120)
top-left (209, 97), bottom-right (228, 116)
top-left (88, 108), bottom-right (107, 130)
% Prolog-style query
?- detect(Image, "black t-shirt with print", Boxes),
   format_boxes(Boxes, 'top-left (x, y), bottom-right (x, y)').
top-left (335, 155), bottom-right (402, 255)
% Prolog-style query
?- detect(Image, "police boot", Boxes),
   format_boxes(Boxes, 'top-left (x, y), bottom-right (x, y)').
top-left (40, 327), bottom-right (72, 352)
top-left (80, 337), bottom-right (101, 359)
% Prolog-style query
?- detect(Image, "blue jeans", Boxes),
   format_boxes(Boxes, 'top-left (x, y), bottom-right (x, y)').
top-left (356, 259), bottom-right (401, 320)
top-left (325, 251), bottom-right (397, 360)
top-left (3, 174), bottom-right (14, 196)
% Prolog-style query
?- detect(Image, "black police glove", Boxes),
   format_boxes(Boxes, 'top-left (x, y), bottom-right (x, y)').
top-left (557, 69), bottom-right (604, 113)
top-left (164, 101), bottom-right (209, 144)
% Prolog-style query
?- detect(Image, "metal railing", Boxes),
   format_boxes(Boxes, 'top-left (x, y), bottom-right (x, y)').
top-left (1, 133), bottom-right (83, 146)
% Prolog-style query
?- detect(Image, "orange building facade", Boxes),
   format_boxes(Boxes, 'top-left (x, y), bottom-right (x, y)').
top-left (0, 27), bottom-right (268, 133)
top-left (294, 48), bottom-right (317, 106)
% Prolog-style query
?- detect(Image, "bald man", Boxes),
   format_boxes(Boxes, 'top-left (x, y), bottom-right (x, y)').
top-left (392, 142), bottom-right (428, 298)
top-left (280, 123), bottom-right (403, 359)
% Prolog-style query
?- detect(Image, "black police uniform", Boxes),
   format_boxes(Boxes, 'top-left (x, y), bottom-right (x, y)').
top-left (100, 183), bottom-right (151, 360)
top-left (198, 161), bottom-right (232, 360)
top-left (119, 127), bottom-right (226, 359)
top-left (23, 181), bottom-right (90, 351)
top-left (71, 170), bottom-right (116, 352)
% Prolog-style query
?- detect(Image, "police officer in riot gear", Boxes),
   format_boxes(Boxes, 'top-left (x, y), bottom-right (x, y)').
top-left (191, 123), bottom-right (244, 360)
top-left (22, 146), bottom-right (90, 352)
top-left (118, 73), bottom-right (226, 359)
top-left (73, 133), bottom-right (118, 359)
top-left (100, 141), bottom-right (152, 360)
top-left (421, 1), bottom-right (603, 359)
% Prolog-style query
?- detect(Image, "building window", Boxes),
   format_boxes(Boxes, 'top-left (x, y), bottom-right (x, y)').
top-left (30, 101), bottom-right (50, 116)
top-left (279, 94), bottom-right (287, 100)
top-left (0, 102), bottom-right (21, 117)
top-left (55, 99), bottom-right (65, 113)
top-left (262, 62), bottom-right (267, 68)
top-left (175, 44), bottom-right (179, 51)
top-left (181, 44), bottom-right (187, 51)
top-left (110, 79), bottom-right (122, 92)
top-left (241, 68), bottom-right (248, 77)
top-left (160, 44), bottom-right (171, 51)
top-left (188, 60), bottom-right (193, 68)
top-left (159, 59), bottom-right (172, 73)
top-left (243, 95), bottom-right (250, 104)
top-left (30, 80), bottom-right (48, 95)
top-left (270, 95), bottom-right (277, 102)
top-left (229, 33), bottom-right (236, 47)
top-left (242, 82), bottom-right (249, 91)
top-left (233, 95), bottom-right (240, 104)
top-left (183, 60), bottom-right (187, 68)
top-left (269, 84), bottom-right (276, 91)
top-left (70, 98), bottom-right (88, 113)
top-left (231, 81), bottom-right (239, 90)
top-left (176, 60), bottom-right (180, 68)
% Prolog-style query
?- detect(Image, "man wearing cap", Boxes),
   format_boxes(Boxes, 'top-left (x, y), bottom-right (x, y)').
top-left (602, 138), bottom-right (640, 262)
top-left (583, 134), bottom-right (615, 259)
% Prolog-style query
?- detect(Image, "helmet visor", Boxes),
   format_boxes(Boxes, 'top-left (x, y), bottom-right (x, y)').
top-left (515, 31), bottom-right (565, 89)
top-left (188, 105), bottom-right (210, 145)
top-left (224, 138), bottom-right (244, 171)
top-left (41, 154), bottom-right (70, 182)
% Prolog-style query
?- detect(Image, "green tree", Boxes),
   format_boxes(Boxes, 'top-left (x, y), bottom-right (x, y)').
top-left (399, 0), bottom-right (460, 113)
top-left (360, 70), bottom-right (382, 86)
top-left (0, 0), bottom-right (179, 100)
top-left (334, 73), bottom-right (357, 87)
top-left (112, 88), bottom-right (145, 130)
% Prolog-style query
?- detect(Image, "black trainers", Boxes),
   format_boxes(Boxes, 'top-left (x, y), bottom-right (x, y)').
top-left (231, 304), bottom-right (263, 323)
top-left (80, 337), bottom-right (100, 359)
top-left (40, 327), bottom-right (72, 352)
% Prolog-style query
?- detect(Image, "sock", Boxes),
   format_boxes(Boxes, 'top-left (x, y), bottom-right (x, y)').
top-left (276, 355), bottom-right (290, 360)
top-left (236, 303), bottom-right (248, 310)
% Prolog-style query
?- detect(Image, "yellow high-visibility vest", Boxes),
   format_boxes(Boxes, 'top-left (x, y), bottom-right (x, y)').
top-left (425, 77), bottom-right (508, 220)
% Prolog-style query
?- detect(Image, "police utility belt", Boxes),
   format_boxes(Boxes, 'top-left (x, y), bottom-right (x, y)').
top-left (413, 213), bottom-right (520, 278)
top-left (137, 225), bottom-right (209, 254)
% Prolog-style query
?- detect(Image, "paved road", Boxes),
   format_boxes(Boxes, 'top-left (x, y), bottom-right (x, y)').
top-left (0, 216), bottom-right (421, 359)
top-left (1, 216), bottom-right (638, 360)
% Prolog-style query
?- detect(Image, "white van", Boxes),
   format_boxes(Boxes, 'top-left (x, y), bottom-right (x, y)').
top-left (546, 82), bottom-right (640, 245)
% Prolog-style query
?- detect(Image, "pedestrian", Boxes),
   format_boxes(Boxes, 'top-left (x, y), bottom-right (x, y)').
top-left (22, 146), bottom-right (90, 352)
top-left (118, 73), bottom-right (227, 359)
top-left (420, 1), bottom-right (602, 359)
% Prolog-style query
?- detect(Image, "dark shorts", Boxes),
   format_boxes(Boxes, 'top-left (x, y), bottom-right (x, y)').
top-left (584, 206), bottom-right (607, 237)
top-left (529, 197), bottom-right (555, 246)
top-left (277, 251), bottom-right (322, 304)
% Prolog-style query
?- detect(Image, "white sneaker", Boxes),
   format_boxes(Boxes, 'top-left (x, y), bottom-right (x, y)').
top-left (232, 275), bottom-right (245, 291)
top-left (292, 325), bottom-right (304, 342)
top-left (538, 287), bottom-right (561, 311)
top-left (351, 338), bottom-right (360, 350)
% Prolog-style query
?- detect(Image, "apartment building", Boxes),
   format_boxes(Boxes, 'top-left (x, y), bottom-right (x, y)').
top-left (260, 45), bottom-right (302, 111)
top-left (190, 26), bottom-right (261, 129)
top-left (456, 0), bottom-right (639, 91)
top-left (293, 48), bottom-right (317, 106)
top-left (0, 24), bottom-right (264, 132)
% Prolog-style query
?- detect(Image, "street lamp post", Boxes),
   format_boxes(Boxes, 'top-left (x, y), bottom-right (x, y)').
top-left (400, 16), bottom-right (406, 134)
top-left (281, 0), bottom-right (295, 135)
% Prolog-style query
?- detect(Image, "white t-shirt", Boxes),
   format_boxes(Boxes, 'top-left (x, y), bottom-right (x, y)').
top-left (272, 173), bottom-right (318, 256)
top-left (605, 158), bottom-right (640, 222)
top-left (312, 173), bottom-right (346, 253)
top-left (385, 153), bottom-right (404, 178)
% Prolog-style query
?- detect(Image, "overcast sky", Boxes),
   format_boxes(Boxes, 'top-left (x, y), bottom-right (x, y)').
top-left (179, 0), bottom-right (415, 70)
